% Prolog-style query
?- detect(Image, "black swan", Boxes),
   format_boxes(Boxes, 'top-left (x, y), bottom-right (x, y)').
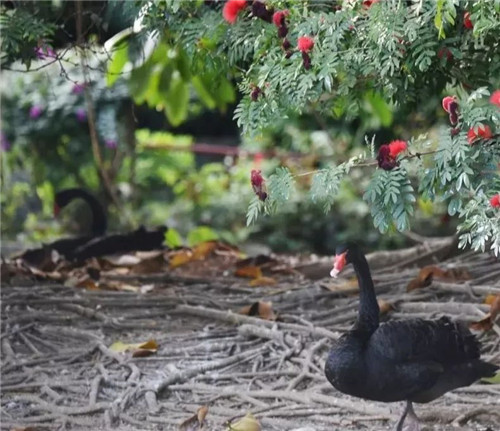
top-left (324, 244), bottom-right (498, 431)
top-left (49, 188), bottom-right (108, 258)
top-left (54, 188), bottom-right (107, 236)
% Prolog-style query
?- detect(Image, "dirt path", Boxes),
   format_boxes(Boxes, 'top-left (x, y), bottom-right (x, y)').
top-left (1, 248), bottom-right (499, 430)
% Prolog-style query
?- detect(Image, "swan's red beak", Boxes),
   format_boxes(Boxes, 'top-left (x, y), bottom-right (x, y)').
top-left (53, 203), bottom-right (60, 217)
top-left (330, 251), bottom-right (347, 278)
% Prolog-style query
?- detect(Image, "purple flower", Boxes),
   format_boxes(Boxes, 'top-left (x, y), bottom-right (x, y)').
top-left (34, 45), bottom-right (56, 60)
top-left (75, 108), bottom-right (87, 123)
top-left (104, 139), bottom-right (117, 149)
top-left (1, 132), bottom-right (11, 152)
top-left (72, 83), bottom-right (86, 95)
top-left (29, 105), bottom-right (43, 119)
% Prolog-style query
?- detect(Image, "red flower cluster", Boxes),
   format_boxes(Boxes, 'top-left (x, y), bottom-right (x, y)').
top-left (377, 140), bottom-right (407, 170)
top-left (363, 0), bottom-right (380, 8)
top-left (467, 125), bottom-right (493, 145)
top-left (251, 169), bottom-right (267, 201)
top-left (273, 10), bottom-right (288, 27)
top-left (388, 140), bottom-right (407, 157)
top-left (223, 0), bottom-right (247, 24)
top-left (490, 90), bottom-right (500, 107)
top-left (297, 36), bottom-right (314, 53)
top-left (298, 36), bottom-right (314, 70)
top-left (463, 12), bottom-right (473, 29)
top-left (490, 194), bottom-right (500, 208)
top-left (273, 9), bottom-right (289, 38)
top-left (442, 96), bottom-right (459, 125)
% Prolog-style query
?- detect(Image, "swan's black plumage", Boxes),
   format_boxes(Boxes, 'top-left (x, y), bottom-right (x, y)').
top-left (324, 244), bottom-right (498, 430)
top-left (54, 188), bottom-right (107, 236)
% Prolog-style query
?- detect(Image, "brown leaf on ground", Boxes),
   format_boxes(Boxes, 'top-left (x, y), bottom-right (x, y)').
top-left (249, 276), bottom-right (277, 287)
top-left (239, 301), bottom-right (277, 321)
top-left (109, 339), bottom-right (158, 357)
top-left (235, 266), bottom-right (262, 279)
top-left (169, 250), bottom-right (194, 268)
top-left (192, 241), bottom-right (218, 260)
top-left (227, 413), bottom-right (261, 431)
top-left (407, 265), bottom-right (471, 291)
top-left (321, 278), bottom-right (359, 293)
top-left (179, 405), bottom-right (209, 431)
top-left (470, 294), bottom-right (500, 332)
top-left (168, 242), bottom-right (222, 269)
top-left (130, 253), bottom-right (166, 274)
top-left (378, 299), bottom-right (395, 315)
top-left (469, 315), bottom-right (494, 332)
top-left (484, 294), bottom-right (499, 305)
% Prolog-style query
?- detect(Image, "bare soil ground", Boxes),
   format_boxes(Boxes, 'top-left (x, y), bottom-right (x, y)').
top-left (1, 243), bottom-right (500, 431)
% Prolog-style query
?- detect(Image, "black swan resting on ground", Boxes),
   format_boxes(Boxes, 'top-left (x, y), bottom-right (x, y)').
top-left (49, 188), bottom-right (108, 258)
top-left (54, 188), bottom-right (107, 236)
top-left (325, 244), bottom-right (498, 431)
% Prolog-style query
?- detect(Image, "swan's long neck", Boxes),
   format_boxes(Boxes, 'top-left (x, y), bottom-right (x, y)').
top-left (64, 189), bottom-right (107, 236)
top-left (352, 253), bottom-right (379, 333)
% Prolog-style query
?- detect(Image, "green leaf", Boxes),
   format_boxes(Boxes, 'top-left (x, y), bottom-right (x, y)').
top-left (107, 42), bottom-right (128, 87)
top-left (365, 91), bottom-right (393, 127)
top-left (192, 75), bottom-right (217, 109)
top-left (164, 73), bottom-right (189, 126)
top-left (246, 195), bottom-right (263, 226)
top-left (175, 47), bottom-right (191, 80)
top-left (187, 226), bottom-right (219, 246)
top-left (164, 228), bottom-right (183, 248)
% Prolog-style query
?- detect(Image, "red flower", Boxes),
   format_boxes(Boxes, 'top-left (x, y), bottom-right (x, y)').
top-left (223, 0), bottom-right (248, 24)
top-left (490, 90), bottom-right (500, 107)
top-left (467, 125), bottom-right (493, 144)
top-left (437, 47), bottom-right (453, 62)
top-left (363, 0), bottom-right (379, 8)
top-left (388, 140), bottom-right (407, 157)
top-left (297, 36), bottom-right (314, 53)
top-left (490, 194), bottom-right (500, 208)
top-left (272, 10), bottom-right (289, 27)
top-left (251, 169), bottom-right (267, 201)
top-left (442, 96), bottom-right (457, 113)
top-left (463, 12), bottom-right (473, 29)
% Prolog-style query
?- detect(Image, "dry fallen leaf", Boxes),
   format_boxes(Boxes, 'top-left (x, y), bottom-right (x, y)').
top-left (321, 278), bottom-right (359, 293)
top-left (235, 266), bottom-right (263, 279)
top-left (249, 276), bottom-right (277, 287)
top-left (378, 299), bottom-right (395, 315)
top-left (239, 301), bottom-right (277, 321)
top-left (484, 294), bottom-right (499, 305)
top-left (407, 265), bottom-right (471, 291)
top-left (109, 339), bottom-right (158, 357)
top-left (192, 241), bottom-right (218, 260)
top-left (227, 413), bottom-right (261, 431)
top-left (179, 405), bottom-right (209, 431)
top-left (469, 315), bottom-right (494, 332)
top-left (169, 250), bottom-right (194, 268)
top-left (470, 294), bottom-right (500, 332)
top-left (130, 253), bottom-right (166, 274)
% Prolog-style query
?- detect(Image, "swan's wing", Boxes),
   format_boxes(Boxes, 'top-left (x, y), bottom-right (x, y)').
top-left (368, 317), bottom-right (480, 365)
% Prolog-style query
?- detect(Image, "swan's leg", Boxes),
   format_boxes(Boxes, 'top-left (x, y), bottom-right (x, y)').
top-left (393, 401), bottom-right (410, 431)
top-left (403, 402), bottom-right (421, 431)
